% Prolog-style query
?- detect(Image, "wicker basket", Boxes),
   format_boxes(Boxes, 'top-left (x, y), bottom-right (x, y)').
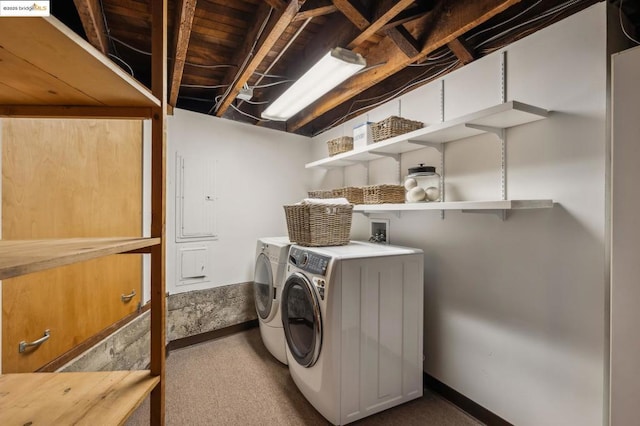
top-left (363, 184), bottom-right (405, 204)
top-left (327, 136), bottom-right (354, 156)
top-left (307, 190), bottom-right (334, 199)
top-left (332, 187), bottom-right (364, 204)
top-left (371, 116), bottom-right (423, 142)
top-left (284, 203), bottom-right (353, 247)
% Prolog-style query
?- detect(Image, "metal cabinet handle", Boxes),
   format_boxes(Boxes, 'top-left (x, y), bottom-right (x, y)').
top-left (121, 290), bottom-right (136, 303)
top-left (19, 329), bottom-right (50, 353)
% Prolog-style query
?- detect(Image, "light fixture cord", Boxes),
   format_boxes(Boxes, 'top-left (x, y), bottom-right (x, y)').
top-left (210, 7), bottom-right (274, 114)
top-left (620, 0), bottom-right (640, 44)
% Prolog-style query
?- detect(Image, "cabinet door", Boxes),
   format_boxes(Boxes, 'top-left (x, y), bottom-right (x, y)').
top-left (341, 255), bottom-right (423, 423)
top-left (2, 118), bottom-right (142, 373)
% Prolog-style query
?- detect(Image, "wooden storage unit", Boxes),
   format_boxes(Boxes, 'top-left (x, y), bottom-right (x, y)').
top-left (2, 118), bottom-right (146, 373)
top-left (0, 9), bottom-right (167, 426)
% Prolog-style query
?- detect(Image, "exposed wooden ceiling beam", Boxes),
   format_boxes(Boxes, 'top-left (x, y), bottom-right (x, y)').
top-left (299, 60), bottom-right (466, 134)
top-left (265, 0), bottom-right (287, 10)
top-left (379, 4), bottom-right (434, 32)
top-left (347, 0), bottom-right (414, 49)
top-left (385, 25), bottom-right (420, 57)
top-left (214, 2), bottom-right (272, 114)
top-left (255, 12), bottom-right (360, 126)
top-left (303, 0), bottom-right (598, 134)
top-left (215, 0), bottom-right (305, 116)
top-left (169, 0), bottom-right (197, 107)
top-left (447, 36), bottom-right (475, 64)
top-left (73, 0), bottom-right (109, 54)
top-left (294, 4), bottom-right (338, 21)
top-left (334, 0), bottom-right (420, 57)
top-left (380, 6), bottom-right (431, 32)
top-left (288, 0), bottom-right (523, 131)
top-left (332, 0), bottom-right (370, 30)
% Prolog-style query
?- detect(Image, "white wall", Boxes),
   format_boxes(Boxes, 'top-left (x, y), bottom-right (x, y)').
top-left (310, 4), bottom-right (609, 425)
top-left (610, 44), bottom-right (640, 426)
top-left (166, 109), bottom-right (310, 294)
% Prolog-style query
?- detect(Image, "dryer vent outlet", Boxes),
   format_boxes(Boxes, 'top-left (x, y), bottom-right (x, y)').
top-left (369, 219), bottom-right (389, 244)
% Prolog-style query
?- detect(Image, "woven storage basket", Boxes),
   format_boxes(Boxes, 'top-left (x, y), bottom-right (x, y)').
top-left (371, 116), bottom-right (423, 142)
top-left (332, 187), bottom-right (364, 204)
top-left (307, 190), bottom-right (334, 199)
top-left (363, 184), bottom-right (405, 204)
top-left (327, 136), bottom-right (354, 156)
top-left (284, 203), bottom-right (353, 247)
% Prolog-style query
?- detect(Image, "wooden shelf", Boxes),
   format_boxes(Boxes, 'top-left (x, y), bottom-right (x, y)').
top-left (353, 199), bottom-right (554, 213)
top-left (306, 101), bottom-right (548, 169)
top-left (0, 237), bottom-right (161, 280)
top-left (0, 7), bottom-right (167, 425)
top-left (0, 371), bottom-right (159, 425)
top-left (0, 17), bottom-right (159, 116)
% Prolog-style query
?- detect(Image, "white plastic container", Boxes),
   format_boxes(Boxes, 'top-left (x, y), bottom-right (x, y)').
top-left (353, 122), bottom-right (373, 149)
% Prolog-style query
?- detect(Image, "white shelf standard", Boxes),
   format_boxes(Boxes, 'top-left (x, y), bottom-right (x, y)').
top-left (306, 100), bottom-right (548, 169)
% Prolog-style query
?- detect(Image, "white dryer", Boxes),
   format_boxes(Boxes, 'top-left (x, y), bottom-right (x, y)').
top-left (282, 241), bottom-right (424, 425)
top-left (254, 236), bottom-right (291, 365)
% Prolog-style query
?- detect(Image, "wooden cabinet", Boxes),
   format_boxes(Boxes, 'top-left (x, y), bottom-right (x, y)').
top-left (2, 118), bottom-right (144, 373)
top-left (0, 9), bottom-right (166, 425)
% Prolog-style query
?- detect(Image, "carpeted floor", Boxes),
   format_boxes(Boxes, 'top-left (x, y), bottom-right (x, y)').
top-left (126, 327), bottom-right (482, 426)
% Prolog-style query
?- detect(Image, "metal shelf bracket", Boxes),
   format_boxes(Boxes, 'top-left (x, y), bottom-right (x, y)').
top-left (368, 152), bottom-right (401, 162)
top-left (406, 140), bottom-right (444, 153)
top-left (465, 124), bottom-right (505, 140)
top-left (368, 152), bottom-right (401, 183)
top-left (461, 209), bottom-right (508, 221)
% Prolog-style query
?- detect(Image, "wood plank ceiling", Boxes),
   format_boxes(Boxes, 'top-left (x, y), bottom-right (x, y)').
top-left (55, 0), bottom-right (633, 136)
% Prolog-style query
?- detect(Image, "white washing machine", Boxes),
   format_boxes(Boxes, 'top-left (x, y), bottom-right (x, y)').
top-left (281, 241), bottom-right (424, 425)
top-left (254, 236), bottom-right (291, 365)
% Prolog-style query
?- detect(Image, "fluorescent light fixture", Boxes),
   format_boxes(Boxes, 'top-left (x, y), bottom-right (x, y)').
top-left (261, 47), bottom-right (366, 121)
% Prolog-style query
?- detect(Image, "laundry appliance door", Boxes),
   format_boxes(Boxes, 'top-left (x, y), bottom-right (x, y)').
top-left (282, 272), bottom-right (322, 367)
top-left (253, 253), bottom-right (274, 320)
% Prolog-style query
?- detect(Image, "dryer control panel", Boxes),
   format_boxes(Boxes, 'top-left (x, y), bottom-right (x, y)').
top-left (289, 247), bottom-right (330, 276)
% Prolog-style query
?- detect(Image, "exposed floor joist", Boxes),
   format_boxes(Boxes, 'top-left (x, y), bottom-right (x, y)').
top-left (288, 0), bottom-right (523, 132)
top-left (332, 0), bottom-right (370, 30)
top-left (265, 0), bottom-right (287, 11)
top-left (448, 37), bottom-right (476, 65)
top-left (214, 0), bottom-right (305, 117)
top-left (253, 10), bottom-right (362, 127)
top-left (334, 0), bottom-right (420, 57)
top-left (169, 0), bottom-right (197, 107)
top-left (65, 0), bottom-right (611, 136)
top-left (347, 0), bottom-right (415, 49)
top-left (73, 0), bottom-right (108, 54)
top-left (380, 4), bottom-right (434, 32)
top-left (294, 4), bottom-right (338, 21)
